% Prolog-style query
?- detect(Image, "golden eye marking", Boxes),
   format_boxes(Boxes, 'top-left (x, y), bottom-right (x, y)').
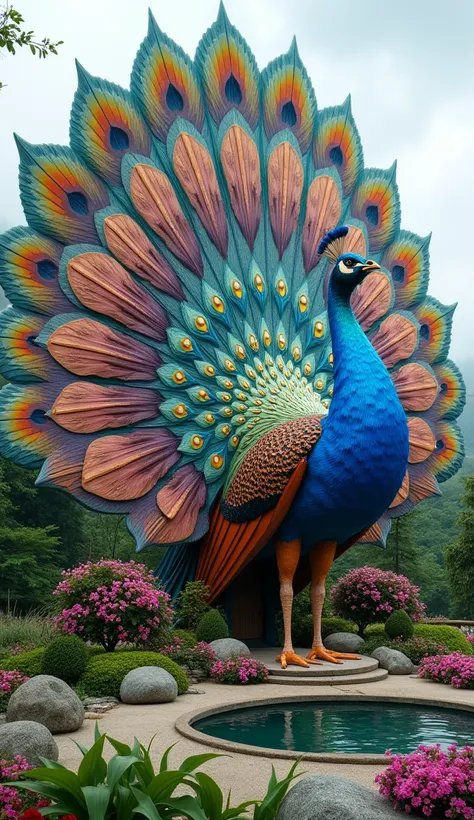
top-left (195, 316), bottom-right (208, 331)
top-left (191, 435), bottom-right (204, 449)
top-left (181, 337), bottom-right (193, 351)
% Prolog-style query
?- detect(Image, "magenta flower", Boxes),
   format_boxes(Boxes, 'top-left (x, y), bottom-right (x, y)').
top-left (376, 744), bottom-right (474, 818)
top-left (418, 653), bottom-right (474, 690)
top-left (331, 566), bottom-right (425, 634)
top-left (210, 656), bottom-right (268, 685)
top-left (53, 560), bottom-right (173, 652)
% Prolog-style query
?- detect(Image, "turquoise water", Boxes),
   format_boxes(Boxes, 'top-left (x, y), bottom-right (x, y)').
top-left (195, 701), bottom-right (474, 755)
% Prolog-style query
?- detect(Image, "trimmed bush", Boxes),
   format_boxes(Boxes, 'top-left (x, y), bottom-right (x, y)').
top-left (0, 647), bottom-right (44, 677)
top-left (384, 610), bottom-right (414, 640)
top-left (292, 615), bottom-right (358, 647)
top-left (331, 567), bottom-right (425, 634)
top-left (321, 617), bottom-right (358, 639)
top-left (415, 624), bottom-right (473, 656)
top-left (79, 651), bottom-right (189, 698)
top-left (196, 609), bottom-right (229, 643)
top-left (40, 635), bottom-right (89, 684)
top-left (53, 559), bottom-right (173, 651)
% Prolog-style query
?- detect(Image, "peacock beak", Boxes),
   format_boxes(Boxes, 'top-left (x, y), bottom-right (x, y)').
top-left (361, 260), bottom-right (380, 272)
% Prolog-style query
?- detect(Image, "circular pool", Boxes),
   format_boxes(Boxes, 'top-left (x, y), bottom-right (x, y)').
top-left (181, 697), bottom-right (474, 761)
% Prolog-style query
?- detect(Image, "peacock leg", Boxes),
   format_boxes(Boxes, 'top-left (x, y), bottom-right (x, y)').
top-left (306, 541), bottom-right (361, 664)
top-left (275, 539), bottom-right (321, 669)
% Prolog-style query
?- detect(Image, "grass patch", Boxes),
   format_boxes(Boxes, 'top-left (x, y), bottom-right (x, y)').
top-left (0, 610), bottom-right (56, 651)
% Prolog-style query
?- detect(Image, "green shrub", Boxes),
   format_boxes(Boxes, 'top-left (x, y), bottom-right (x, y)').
top-left (40, 635), bottom-right (89, 684)
top-left (360, 634), bottom-right (450, 664)
top-left (0, 647), bottom-right (45, 676)
top-left (0, 611), bottom-right (56, 650)
top-left (150, 628), bottom-right (197, 652)
top-left (360, 635), bottom-right (388, 655)
top-left (414, 625), bottom-right (473, 655)
top-left (79, 651), bottom-right (189, 698)
top-left (177, 580), bottom-right (210, 630)
top-left (365, 623), bottom-right (385, 636)
top-left (292, 614), bottom-right (313, 647)
top-left (196, 608), bottom-right (229, 642)
top-left (384, 610), bottom-right (414, 640)
top-left (322, 617), bottom-right (358, 639)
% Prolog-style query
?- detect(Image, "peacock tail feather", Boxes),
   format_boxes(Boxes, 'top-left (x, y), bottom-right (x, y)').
top-left (0, 4), bottom-right (465, 561)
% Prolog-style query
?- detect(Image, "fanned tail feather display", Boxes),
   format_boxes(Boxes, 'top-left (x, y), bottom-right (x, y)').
top-left (0, 4), bottom-right (465, 599)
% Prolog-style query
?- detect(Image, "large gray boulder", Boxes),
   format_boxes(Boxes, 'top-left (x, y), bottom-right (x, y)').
top-left (6, 675), bottom-right (84, 733)
top-left (324, 632), bottom-right (364, 653)
top-left (210, 638), bottom-right (250, 660)
top-left (0, 720), bottom-right (59, 766)
top-left (371, 646), bottom-right (415, 674)
top-left (120, 666), bottom-right (178, 704)
top-left (277, 774), bottom-right (400, 820)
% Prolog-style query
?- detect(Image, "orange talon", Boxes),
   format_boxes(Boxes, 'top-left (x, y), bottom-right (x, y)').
top-left (276, 651), bottom-right (321, 668)
top-left (306, 645), bottom-right (344, 664)
top-left (326, 650), bottom-right (361, 660)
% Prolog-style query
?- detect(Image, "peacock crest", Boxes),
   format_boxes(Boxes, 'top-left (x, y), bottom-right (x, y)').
top-left (0, 4), bottom-right (465, 561)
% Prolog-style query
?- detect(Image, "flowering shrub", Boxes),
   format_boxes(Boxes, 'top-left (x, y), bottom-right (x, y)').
top-left (418, 653), bottom-right (474, 689)
top-left (331, 566), bottom-right (425, 634)
top-left (0, 670), bottom-right (29, 711)
top-left (210, 656), bottom-right (268, 685)
top-left (160, 637), bottom-right (216, 675)
top-left (0, 754), bottom-right (50, 819)
top-left (53, 560), bottom-right (173, 652)
top-left (376, 744), bottom-right (474, 818)
top-left (465, 634), bottom-right (474, 646)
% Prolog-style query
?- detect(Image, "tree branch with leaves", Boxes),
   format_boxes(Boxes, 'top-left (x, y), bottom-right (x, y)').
top-left (0, 3), bottom-right (63, 89)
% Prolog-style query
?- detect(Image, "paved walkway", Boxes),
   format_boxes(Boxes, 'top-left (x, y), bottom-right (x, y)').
top-left (56, 674), bottom-right (474, 803)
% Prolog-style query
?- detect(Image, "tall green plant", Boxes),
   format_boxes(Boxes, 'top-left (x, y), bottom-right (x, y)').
top-left (8, 725), bottom-right (300, 819)
top-left (177, 581), bottom-right (211, 630)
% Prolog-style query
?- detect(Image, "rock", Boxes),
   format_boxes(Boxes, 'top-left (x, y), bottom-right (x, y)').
top-left (277, 774), bottom-right (400, 820)
top-left (187, 688), bottom-right (205, 694)
top-left (84, 712), bottom-right (105, 719)
top-left (120, 666), bottom-right (178, 704)
top-left (210, 638), bottom-right (251, 660)
top-left (323, 632), bottom-right (364, 653)
top-left (82, 696), bottom-right (118, 706)
top-left (371, 646), bottom-right (415, 675)
top-left (0, 720), bottom-right (59, 766)
top-left (6, 675), bottom-right (84, 733)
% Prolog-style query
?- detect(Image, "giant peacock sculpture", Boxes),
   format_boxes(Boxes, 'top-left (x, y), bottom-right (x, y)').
top-left (0, 6), bottom-right (465, 667)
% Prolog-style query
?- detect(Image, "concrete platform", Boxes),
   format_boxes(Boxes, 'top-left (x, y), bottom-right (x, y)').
top-left (253, 648), bottom-right (383, 684)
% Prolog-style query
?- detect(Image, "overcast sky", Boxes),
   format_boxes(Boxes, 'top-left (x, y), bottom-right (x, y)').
top-left (0, 0), bottom-right (473, 360)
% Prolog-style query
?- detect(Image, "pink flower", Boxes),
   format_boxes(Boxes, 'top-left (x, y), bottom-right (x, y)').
top-left (210, 656), bottom-right (268, 685)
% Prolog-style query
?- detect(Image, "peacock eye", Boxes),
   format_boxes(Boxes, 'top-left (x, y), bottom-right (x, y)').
top-left (343, 258), bottom-right (355, 267)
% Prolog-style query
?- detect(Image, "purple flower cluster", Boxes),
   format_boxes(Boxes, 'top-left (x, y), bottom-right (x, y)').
top-left (331, 566), bottom-right (425, 632)
top-left (0, 670), bottom-right (29, 711)
top-left (0, 754), bottom-right (33, 818)
top-left (53, 560), bottom-right (174, 652)
top-left (418, 653), bottom-right (474, 690)
top-left (210, 656), bottom-right (268, 685)
top-left (376, 744), bottom-right (474, 818)
top-left (160, 639), bottom-right (217, 674)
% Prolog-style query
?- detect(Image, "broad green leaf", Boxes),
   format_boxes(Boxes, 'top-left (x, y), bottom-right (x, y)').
top-left (222, 799), bottom-right (258, 819)
top-left (130, 786), bottom-right (163, 820)
top-left (8, 781), bottom-right (86, 818)
top-left (107, 754), bottom-right (141, 792)
top-left (160, 795), bottom-right (207, 820)
top-left (116, 783), bottom-right (139, 820)
top-left (145, 770), bottom-right (190, 803)
top-left (137, 742), bottom-right (155, 785)
top-left (38, 757), bottom-right (67, 769)
top-left (94, 721), bottom-right (103, 742)
top-left (82, 784), bottom-right (111, 820)
top-left (131, 736), bottom-right (142, 758)
top-left (193, 772), bottom-right (223, 820)
top-left (108, 736), bottom-right (132, 756)
top-left (72, 739), bottom-right (90, 757)
top-left (179, 753), bottom-right (223, 773)
top-left (78, 733), bottom-right (107, 786)
top-left (159, 743), bottom-right (177, 772)
top-left (19, 767), bottom-right (85, 804)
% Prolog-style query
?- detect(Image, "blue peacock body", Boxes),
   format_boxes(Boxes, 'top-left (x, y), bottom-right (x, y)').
top-left (0, 5), bottom-right (465, 662)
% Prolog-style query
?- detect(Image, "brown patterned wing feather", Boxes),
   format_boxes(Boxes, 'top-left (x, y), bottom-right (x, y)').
top-left (197, 458), bottom-right (309, 602)
top-left (221, 416), bottom-right (322, 521)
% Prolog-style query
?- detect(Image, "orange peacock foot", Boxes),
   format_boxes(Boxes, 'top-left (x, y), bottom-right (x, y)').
top-left (276, 651), bottom-right (322, 669)
top-left (306, 646), bottom-right (361, 664)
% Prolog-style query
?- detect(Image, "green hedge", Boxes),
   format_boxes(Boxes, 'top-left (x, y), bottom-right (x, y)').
top-left (293, 615), bottom-right (358, 647)
top-left (0, 647), bottom-right (45, 677)
top-left (384, 610), bottom-right (414, 640)
top-left (79, 651), bottom-right (189, 698)
top-left (414, 625), bottom-right (472, 655)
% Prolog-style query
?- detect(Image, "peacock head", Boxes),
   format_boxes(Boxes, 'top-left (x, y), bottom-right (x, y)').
top-left (318, 226), bottom-right (380, 292)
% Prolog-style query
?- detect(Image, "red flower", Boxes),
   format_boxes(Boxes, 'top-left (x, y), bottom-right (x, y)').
top-left (60, 816), bottom-right (78, 820)
top-left (19, 810), bottom-right (43, 819)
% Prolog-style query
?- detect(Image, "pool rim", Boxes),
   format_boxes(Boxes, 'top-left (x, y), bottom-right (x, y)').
top-left (175, 694), bottom-right (474, 764)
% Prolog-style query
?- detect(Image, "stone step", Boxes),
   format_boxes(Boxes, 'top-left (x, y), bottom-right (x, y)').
top-left (266, 668), bottom-right (389, 686)
top-left (266, 655), bottom-right (379, 678)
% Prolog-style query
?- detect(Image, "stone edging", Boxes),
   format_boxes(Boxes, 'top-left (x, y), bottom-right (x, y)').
top-left (175, 694), bottom-right (474, 764)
